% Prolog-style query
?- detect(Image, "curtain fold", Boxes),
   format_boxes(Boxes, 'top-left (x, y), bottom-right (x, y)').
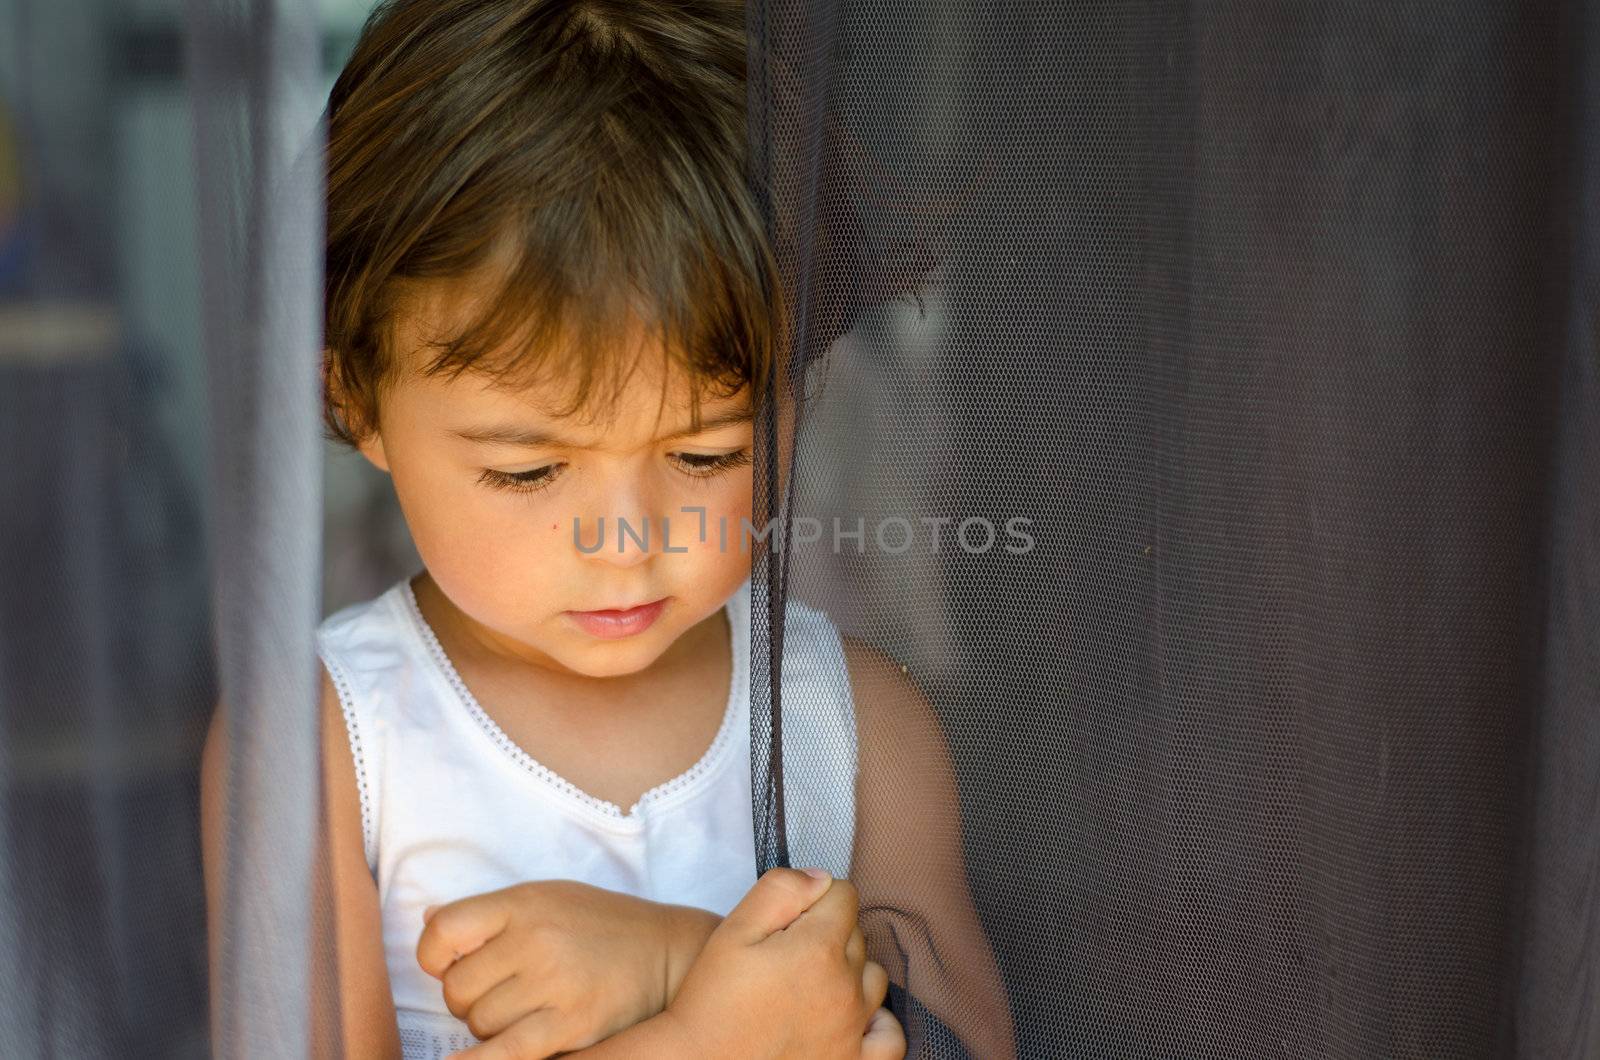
top-left (189, 0), bottom-right (326, 1055)
top-left (747, 2), bottom-right (1600, 1057)
top-left (1513, 2), bottom-right (1600, 1048)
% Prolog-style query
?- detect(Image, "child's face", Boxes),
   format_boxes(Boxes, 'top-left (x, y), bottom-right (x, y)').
top-left (356, 294), bottom-right (756, 680)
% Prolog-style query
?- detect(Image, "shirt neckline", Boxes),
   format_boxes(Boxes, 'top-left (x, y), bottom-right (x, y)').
top-left (394, 574), bottom-right (749, 830)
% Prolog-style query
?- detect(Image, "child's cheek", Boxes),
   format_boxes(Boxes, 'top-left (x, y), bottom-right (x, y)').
top-left (692, 478), bottom-right (754, 563)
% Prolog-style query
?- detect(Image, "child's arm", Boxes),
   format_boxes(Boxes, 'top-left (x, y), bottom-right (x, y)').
top-left (438, 869), bottom-right (904, 1060)
top-left (313, 662), bottom-right (406, 1056)
top-left (413, 880), bottom-right (722, 1047)
top-left (841, 635), bottom-right (1019, 1060)
top-left (198, 667), bottom-right (403, 1059)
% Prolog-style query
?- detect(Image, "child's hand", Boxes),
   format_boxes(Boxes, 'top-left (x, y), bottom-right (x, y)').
top-left (413, 879), bottom-right (718, 1054)
top-left (656, 867), bottom-right (906, 1060)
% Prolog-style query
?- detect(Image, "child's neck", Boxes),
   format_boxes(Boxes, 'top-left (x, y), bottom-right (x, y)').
top-left (408, 569), bottom-right (735, 813)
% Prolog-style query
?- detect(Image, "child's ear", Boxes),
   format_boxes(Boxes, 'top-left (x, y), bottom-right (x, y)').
top-left (323, 349), bottom-right (392, 474)
top-left (356, 430), bottom-right (391, 474)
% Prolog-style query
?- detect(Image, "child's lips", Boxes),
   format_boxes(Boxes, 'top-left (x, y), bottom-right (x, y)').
top-left (562, 597), bottom-right (670, 639)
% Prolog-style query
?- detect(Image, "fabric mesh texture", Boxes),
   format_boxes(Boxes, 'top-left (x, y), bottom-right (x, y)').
top-left (746, 1), bottom-right (1600, 1057)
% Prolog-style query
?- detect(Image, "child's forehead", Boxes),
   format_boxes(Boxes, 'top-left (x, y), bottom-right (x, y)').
top-left (478, 362), bottom-right (737, 427)
top-left (437, 371), bottom-right (752, 453)
top-left (382, 265), bottom-right (752, 435)
top-left (392, 326), bottom-right (743, 439)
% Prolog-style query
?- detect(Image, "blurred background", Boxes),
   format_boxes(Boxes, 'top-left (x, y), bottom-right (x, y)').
top-left (0, 1), bottom-right (406, 1053)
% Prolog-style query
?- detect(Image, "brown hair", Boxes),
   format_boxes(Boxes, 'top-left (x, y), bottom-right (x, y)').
top-left (321, 0), bottom-right (780, 447)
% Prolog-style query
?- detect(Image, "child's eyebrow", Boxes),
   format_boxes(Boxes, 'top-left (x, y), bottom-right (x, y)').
top-left (451, 408), bottom-right (754, 448)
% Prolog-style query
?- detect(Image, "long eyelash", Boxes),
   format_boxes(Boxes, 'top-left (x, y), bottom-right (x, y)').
top-left (479, 451), bottom-right (748, 495)
top-left (479, 465), bottom-right (561, 494)
top-left (675, 449), bottom-right (753, 476)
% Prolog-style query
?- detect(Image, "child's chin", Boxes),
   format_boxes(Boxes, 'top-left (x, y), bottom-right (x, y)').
top-left (557, 634), bottom-right (671, 678)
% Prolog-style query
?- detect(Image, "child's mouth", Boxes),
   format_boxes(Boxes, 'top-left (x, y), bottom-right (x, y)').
top-left (562, 597), bottom-right (671, 639)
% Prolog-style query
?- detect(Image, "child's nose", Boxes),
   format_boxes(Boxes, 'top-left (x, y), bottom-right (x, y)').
top-left (571, 512), bottom-right (674, 566)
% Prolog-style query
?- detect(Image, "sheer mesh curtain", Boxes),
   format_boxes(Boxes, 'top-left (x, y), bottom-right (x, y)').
top-left (749, 2), bottom-right (1599, 1059)
top-left (1, 0), bottom-right (330, 1054)
top-left (189, 0), bottom-right (330, 1055)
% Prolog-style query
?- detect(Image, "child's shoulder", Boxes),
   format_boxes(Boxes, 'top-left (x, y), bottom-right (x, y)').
top-left (317, 576), bottom-right (408, 635)
top-left (778, 589), bottom-right (833, 632)
top-left (314, 576), bottom-right (420, 687)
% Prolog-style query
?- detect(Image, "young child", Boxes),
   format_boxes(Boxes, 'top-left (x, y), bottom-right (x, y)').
top-left (204, 1), bottom-right (1012, 1057)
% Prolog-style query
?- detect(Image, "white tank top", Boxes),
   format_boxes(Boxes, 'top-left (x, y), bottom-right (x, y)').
top-left (315, 572), bottom-right (857, 1059)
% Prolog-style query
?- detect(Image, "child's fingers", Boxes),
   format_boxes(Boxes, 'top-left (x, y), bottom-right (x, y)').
top-left (460, 973), bottom-right (545, 1041)
top-left (445, 1007), bottom-right (563, 1060)
top-left (845, 924), bottom-right (866, 971)
top-left (718, 867), bottom-right (835, 945)
top-left (861, 1006), bottom-right (907, 1060)
top-left (785, 873), bottom-right (860, 949)
top-left (439, 943), bottom-right (518, 1021)
top-left (861, 958), bottom-right (889, 1016)
top-left (416, 896), bottom-right (512, 979)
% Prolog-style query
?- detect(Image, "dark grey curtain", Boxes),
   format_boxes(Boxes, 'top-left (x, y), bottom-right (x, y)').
top-left (748, 2), bottom-right (1600, 1058)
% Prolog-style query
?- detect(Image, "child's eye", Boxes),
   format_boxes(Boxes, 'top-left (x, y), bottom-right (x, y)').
top-left (478, 464), bottom-right (564, 494)
top-left (671, 449), bottom-right (752, 477)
